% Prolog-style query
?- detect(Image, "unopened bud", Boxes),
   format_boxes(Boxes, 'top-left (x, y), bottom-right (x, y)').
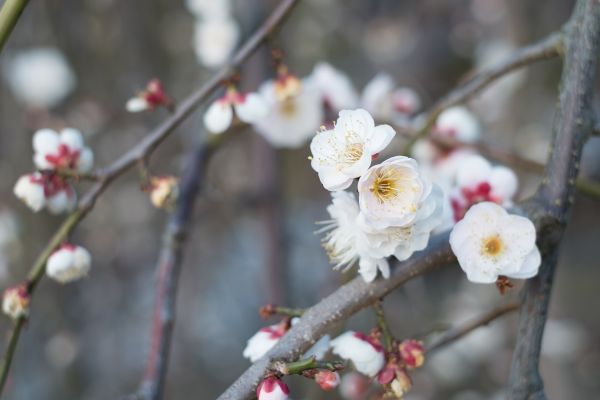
top-left (257, 376), bottom-right (289, 400)
top-left (390, 368), bottom-right (412, 398)
top-left (315, 370), bottom-right (340, 391)
top-left (398, 339), bottom-right (425, 369)
top-left (149, 176), bottom-right (179, 209)
top-left (3, 284), bottom-right (30, 320)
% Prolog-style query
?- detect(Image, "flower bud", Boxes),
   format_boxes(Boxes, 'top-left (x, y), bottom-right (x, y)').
top-left (256, 376), bottom-right (289, 400)
top-left (126, 78), bottom-right (171, 112)
top-left (390, 368), bottom-right (412, 398)
top-left (398, 339), bottom-right (425, 369)
top-left (315, 370), bottom-right (340, 391)
top-left (13, 173), bottom-right (46, 212)
top-left (46, 243), bottom-right (92, 283)
top-left (3, 284), bottom-right (30, 320)
top-left (149, 176), bottom-right (179, 209)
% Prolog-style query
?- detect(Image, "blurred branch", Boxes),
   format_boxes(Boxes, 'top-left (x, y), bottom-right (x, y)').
top-left (509, 1), bottom-right (600, 398)
top-left (0, 0), bottom-right (29, 53)
top-left (426, 302), bottom-right (519, 354)
top-left (403, 31), bottom-right (564, 153)
top-left (0, 0), bottom-right (301, 395)
top-left (217, 233), bottom-right (455, 400)
top-left (575, 178), bottom-right (600, 199)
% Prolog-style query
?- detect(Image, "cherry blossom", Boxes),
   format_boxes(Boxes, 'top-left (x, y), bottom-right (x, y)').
top-left (449, 202), bottom-right (541, 284)
top-left (310, 108), bottom-right (396, 191)
top-left (126, 79), bottom-right (172, 113)
top-left (243, 320), bottom-right (290, 362)
top-left (33, 128), bottom-right (94, 173)
top-left (361, 73), bottom-right (421, 124)
top-left (256, 377), bottom-right (289, 400)
top-left (203, 87), bottom-right (269, 134)
top-left (193, 17), bottom-right (239, 69)
top-left (13, 173), bottom-right (46, 212)
top-left (13, 172), bottom-right (76, 215)
top-left (330, 331), bottom-right (385, 377)
top-left (433, 106), bottom-right (480, 143)
top-left (46, 244), bottom-right (92, 284)
top-left (2, 284), bottom-right (29, 320)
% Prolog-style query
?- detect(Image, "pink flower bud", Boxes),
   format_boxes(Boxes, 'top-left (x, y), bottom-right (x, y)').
top-left (399, 339), bottom-right (425, 369)
top-left (315, 370), bottom-right (340, 391)
top-left (126, 78), bottom-right (171, 112)
top-left (256, 376), bottom-right (289, 400)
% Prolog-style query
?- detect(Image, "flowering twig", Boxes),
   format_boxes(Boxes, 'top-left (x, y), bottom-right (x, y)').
top-left (402, 30), bottom-right (563, 153)
top-left (509, 1), bottom-right (600, 398)
top-left (0, 0), bottom-right (29, 53)
top-left (426, 302), bottom-right (519, 354)
top-left (373, 300), bottom-right (394, 352)
top-left (0, 0), bottom-right (301, 395)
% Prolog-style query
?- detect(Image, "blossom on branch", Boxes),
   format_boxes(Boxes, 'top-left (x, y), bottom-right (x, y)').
top-left (361, 73), bottom-right (421, 124)
top-left (203, 87), bottom-right (269, 134)
top-left (315, 370), bottom-right (340, 391)
top-left (433, 106), bottom-right (480, 142)
top-left (243, 319), bottom-right (291, 363)
top-left (193, 17), bottom-right (240, 69)
top-left (330, 331), bottom-right (385, 377)
top-left (2, 284), bottom-right (30, 320)
top-left (148, 176), bottom-right (179, 209)
top-left (126, 79), bottom-right (172, 113)
top-left (46, 244), bottom-right (92, 284)
top-left (310, 62), bottom-right (359, 111)
top-left (33, 128), bottom-right (94, 173)
top-left (310, 108), bottom-right (396, 191)
top-left (13, 172), bottom-right (76, 214)
top-left (449, 202), bottom-right (541, 284)
top-left (256, 377), bottom-right (289, 400)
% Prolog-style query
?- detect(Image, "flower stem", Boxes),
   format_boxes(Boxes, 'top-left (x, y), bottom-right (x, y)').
top-left (0, 0), bottom-right (29, 53)
top-left (373, 299), bottom-right (393, 352)
top-left (275, 356), bottom-right (344, 375)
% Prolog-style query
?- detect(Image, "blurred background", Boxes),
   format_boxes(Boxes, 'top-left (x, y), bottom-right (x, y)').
top-left (0, 0), bottom-right (599, 399)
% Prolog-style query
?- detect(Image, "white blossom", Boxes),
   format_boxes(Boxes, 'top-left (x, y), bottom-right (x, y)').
top-left (2, 285), bottom-right (29, 320)
top-left (310, 62), bottom-right (359, 110)
top-left (310, 108), bottom-right (395, 191)
top-left (46, 244), bottom-right (92, 283)
top-left (331, 331), bottom-right (385, 377)
top-left (357, 156), bottom-right (435, 230)
top-left (203, 90), bottom-right (269, 134)
top-left (13, 173), bottom-right (46, 212)
top-left (257, 377), bottom-right (289, 400)
top-left (33, 128), bottom-right (94, 173)
top-left (193, 18), bottom-right (239, 69)
top-left (243, 322), bottom-right (289, 362)
top-left (433, 106), bottom-right (480, 143)
top-left (3, 47), bottom-right (76, 108)
top-left (45, 188), bottom-right (77, 215)
top-left (361, 73), bottom-right (420, 123)
top-left (449, 202), bottom-right (541, 284)
top-left (253, 75), bottom-right (323, 148)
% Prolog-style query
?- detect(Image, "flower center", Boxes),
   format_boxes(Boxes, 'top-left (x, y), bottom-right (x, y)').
top-left (342, 143), bottom-right (364, 164)
top-left (370, 168), bottom-right (402, 203)
top-left (481, 235), bottom-right (503, 257)
top-left (280, 97), bottom-right (297, 117)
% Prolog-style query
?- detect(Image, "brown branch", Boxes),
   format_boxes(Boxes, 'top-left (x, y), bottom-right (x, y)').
top-left (426, 302), bottom-right (519, 354)
top-left (403, 30), bottom-right (563, 153)
top-left (509, 1), bottom-right (600, 399)
top-left (0, 0), bottom-right (301, 395)
top-left (217, 233), bottom-right (455, 400)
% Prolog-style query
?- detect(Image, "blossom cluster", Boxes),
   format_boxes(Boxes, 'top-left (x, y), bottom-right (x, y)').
top-left (311, 109), bottom-right (443, 282)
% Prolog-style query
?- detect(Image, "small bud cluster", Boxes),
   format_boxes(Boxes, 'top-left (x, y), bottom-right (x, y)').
top-left (126, 79), bottom-right (172, 112)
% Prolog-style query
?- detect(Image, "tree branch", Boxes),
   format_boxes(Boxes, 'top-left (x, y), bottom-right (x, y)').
top-left (509, 1), bottom-right (600, 399)
top-left (426, 302), bottom-right (518, 354)
top-left (217, 233), bottom-right (455, 400)
top-left (0, 0), bottom-right (29, 53)
top-left (403, 31), bottom-right (563, 153)
top-left (0, 0), bottom-right (301, 395)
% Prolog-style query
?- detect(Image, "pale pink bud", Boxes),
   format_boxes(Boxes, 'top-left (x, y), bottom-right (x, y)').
top-left (256, 377), bottom-right (289, 400)
top-left (398, 339), bottom-right (425, 369)
top-left (315, 370), bottom-right (340, 391)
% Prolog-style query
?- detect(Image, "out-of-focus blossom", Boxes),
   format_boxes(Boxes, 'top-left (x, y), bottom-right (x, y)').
top-left (339, 372), bottom-right (371, 400)
top-left (149, 176), bottom-right (179, 209)
top-left (331, 331), bottom-right (385, 377)
top-left (13, 173), bottom-right (46, 212)
top-left (2, 284), bottom-right (29, 320)
top-left (253, 71), bottom-right (323, 148)
top-left (243, 319), bottom-right (291, 362)
top-left (378, 363), bottom-right (413, 398)
top-left (310, 108), bottom-right (395, 191)
top-left (361, 73), bottom-right (421, 124)
top-left (450, 202), bottom-right (541, 284)
top-left (193, 18), bottom-right (239, 69)
top-left (126, 79), bottom-right (172, 113)
top-left (450, 155), bottom-right (518, 222)
top-left (315, 370), bottom-right (340, 391)
top-left (33, 128), bottom-right (94, 173)
top-left (46, 243), bottom-right (92, 284)
top-left (203, 88), bottom-right (269, 134)
top-left (185, 0), bottom-right (231, 19)
top-left (14, 171), bottom-right (76, 215)
top-left (257, 377), bottom-right (289, 400)
top-left (310, 62), bottom-right (359, 111)
top-left (3, 47), bottom-right (75, 108)
top-left (433, 106), bottom-right (480, 143)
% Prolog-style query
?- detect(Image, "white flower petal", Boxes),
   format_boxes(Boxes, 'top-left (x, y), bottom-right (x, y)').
top-left (126, 97), bottom-right (149, 112)
top-left (234, 92), bottom-right (269, 123)
top-left (203, 100), bottom-right (233, 134)
top-left (13, 174), bottom-right (45, 212)
top-left (490, 166), bottom-right (518, 202)
top-left (368, 124), bottom-right (396, 154)
top-left (60, 128), bottom-right (84, 151)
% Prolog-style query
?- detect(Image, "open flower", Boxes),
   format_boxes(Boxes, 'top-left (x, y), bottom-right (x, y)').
top-left (253, 71), bottom-right (323, 148)
top-left (126, 78), bottom-right (172, 112)
top-left (33, 128), bottom-right (93, 173)
top-left (203, 87), bottom-right (269, 134)
top-left (361, 73), bottom-right (421, 124)
top-left (46, 244), bottom-right (92, 283)
top-left (310, 109), bottom-right (395, 191)
top-left (2, 284), bottom-right (30, 320)
top-left (310, 62), bottom-right (359, 111)
top-left (257, 377), bottom-right (289, 400)
top-left (449, 202), bottom-right (541, 284)
top-left (451, 155), bottom-right (518, 221)
top-left (357, 156), bottom-right (435, 230)
top-left (243, 319), bottom-right (291, 362)
top-left (331, 331), bottom-right (385, 377)
top-left (13, 172), bottom-right (76, 214)
top-left (433, 106), bottom-right (480, 143)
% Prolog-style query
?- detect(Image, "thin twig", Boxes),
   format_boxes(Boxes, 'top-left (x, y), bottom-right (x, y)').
top-left (0, 0), bottom-right (301, 395)
top-left (403, 31), bottom-right (563, 153)
top-left (426, 302), bottom-right (519, 354)
top-left (373, 299), bottom-right (393, 352)
top-left (509, 1), bottom-right (600, 398)
top-left (0, 0), bottom-right (29, 53)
